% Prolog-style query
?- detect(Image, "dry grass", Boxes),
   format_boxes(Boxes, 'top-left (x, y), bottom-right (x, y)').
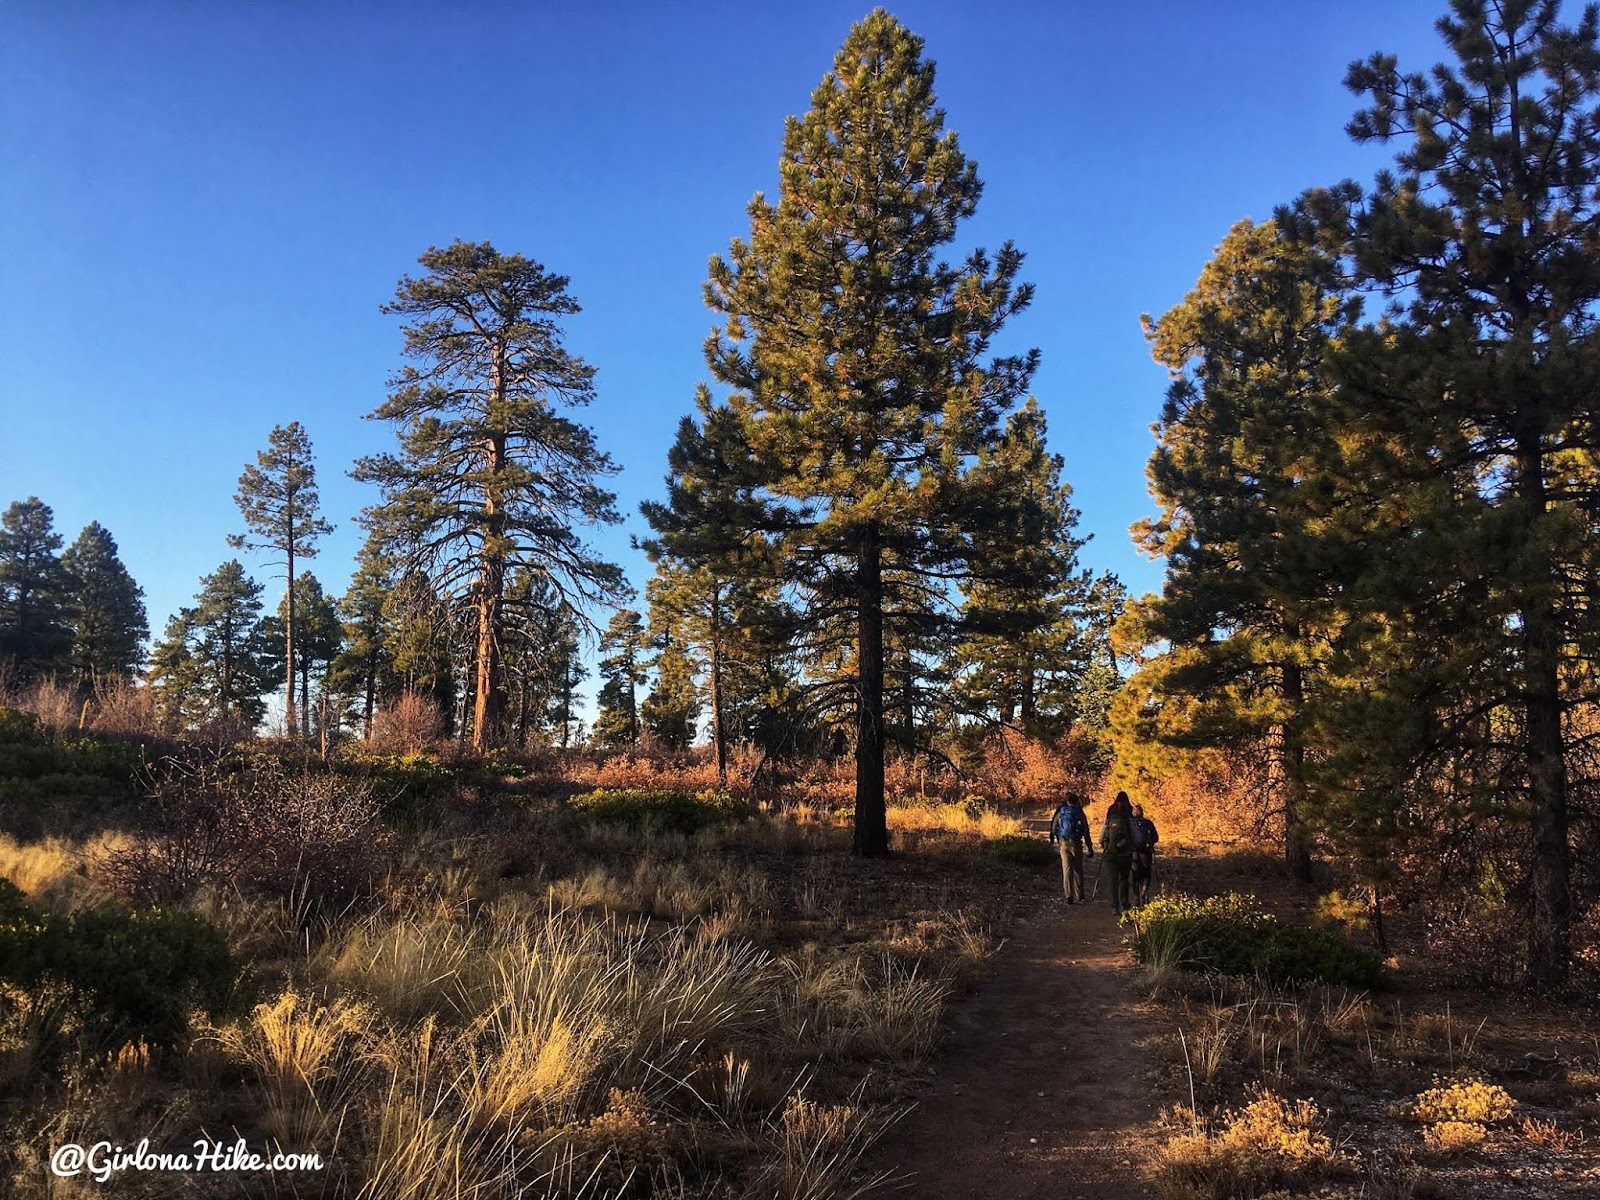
top-left (0, 831), bottom-right (129, 908)
top-left (216, 988), bottom-right (377, 1148)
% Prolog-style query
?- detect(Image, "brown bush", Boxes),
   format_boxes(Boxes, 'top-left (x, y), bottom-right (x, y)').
top-left (369, 691), bottom-right (445, 755)
top-left (98, 761), bottom-right (383, 905)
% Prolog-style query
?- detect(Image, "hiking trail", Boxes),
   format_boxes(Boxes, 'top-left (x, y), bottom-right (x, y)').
top-left (868, 896), bottom-right (1165, 1199)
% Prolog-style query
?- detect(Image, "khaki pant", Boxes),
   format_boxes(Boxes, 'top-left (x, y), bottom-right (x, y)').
top-left (1058, 841), bottom-right (1085, 901)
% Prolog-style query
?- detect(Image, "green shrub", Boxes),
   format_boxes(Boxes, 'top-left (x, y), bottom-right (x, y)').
top-left (336, 750), bottom-right (459, 814)
top-left (0, 707), bottom-right (144, 804)
top-left (1131, 891), bottom-right (1385, 990)
top-left (569, 788), bottom-right (752, 834)
top-left (0, 879), bottom-right (238, 1048)
top-left (989, 835), bottom-right (1057, 867)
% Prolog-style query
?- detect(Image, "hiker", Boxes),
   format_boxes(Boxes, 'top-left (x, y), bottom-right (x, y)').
top-left (1099, 791), bottom-right (1136, 916)
top-left (1130, 803), bottom-right (1160, 907)
top-left (1048, 793), bottom-right (1094, 903)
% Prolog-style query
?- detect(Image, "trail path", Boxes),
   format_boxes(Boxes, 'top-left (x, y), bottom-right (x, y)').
top-left (868, 896), bottom-right (1165, 1199)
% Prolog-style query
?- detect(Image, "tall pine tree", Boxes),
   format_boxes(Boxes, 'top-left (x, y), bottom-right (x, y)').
top-left (705, 10), bottom-right (1037, 855)
top-left (1124, 219), bottom-right (1360, 881)
top-left (1286, 0), bottom-right (1600, 981)
top-left (62, 522), bottom-right (148, 688)
top-left (230, 422), bottom-right (333, 739)
top-left (355, 241), bottom-right (627, 751)
top-left (0, 497), bottom-right (74, 684)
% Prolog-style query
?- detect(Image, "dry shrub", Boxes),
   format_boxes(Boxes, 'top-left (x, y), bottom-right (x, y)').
top-left (747, 1093), bottom-right (895, 1200)
top-left (570, 745), bottom-right (727, 794)
top-left (370, 690), bottom-right (445, 754)
top-left (86, 681), bottom-right (160, 738)
top-left (1420, 1119), bottom-right (1487, 1155)
top-left (13, 678), bottom-right (82, 734)
top-left (1156, 1091), bottom-right (1344, 1200)
top-left (1120, 746), bottom-right (1278, 851)
top-left (1517, 1116), bottom-right (1587, 1155)
top-left (99, 760), bottom-right (382, 904)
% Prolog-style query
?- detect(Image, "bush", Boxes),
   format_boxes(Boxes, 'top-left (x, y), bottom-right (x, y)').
top-left (1132, 892), bottom-right (1385, 990)
top-left (100, 761), bottom-right (383, 905)
top-left (989, 835), bottom-right (1057, 867)
top-left (568, 788), bottom-right (752, 835)
top-left (0, 879), bottom-right (237, 1049)
top-left (1157, 1091), bottom-right (1344, 1198)
top-left (0, 706), bottom-right (144, 805)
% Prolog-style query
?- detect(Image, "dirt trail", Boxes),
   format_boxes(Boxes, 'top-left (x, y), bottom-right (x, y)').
top-left (868, 897), bottom-right (1166, 1199)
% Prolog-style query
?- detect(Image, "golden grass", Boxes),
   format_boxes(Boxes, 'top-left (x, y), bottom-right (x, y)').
top-left (217, 988), bottom-right (377, 1148)
top-left (0, 831), bottom-right (129, 907)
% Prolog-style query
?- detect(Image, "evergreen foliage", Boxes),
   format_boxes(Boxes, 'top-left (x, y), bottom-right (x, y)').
top-left (61, 522), bottom-right (148, 688)
top-left (0, 498), bottom-right (74, 684)
top-left (230, 422), bottom-right (334, 739)
top-left (704, 10), bottom-right (1038, 855)
top-left (148, 561), bottom-right (275, 732)
top-left (594, 609), bottom-right (648, 748)
top-left (354, 240), bottom-right (626, 750)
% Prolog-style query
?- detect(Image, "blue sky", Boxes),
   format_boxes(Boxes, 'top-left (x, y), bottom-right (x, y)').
top-left (1, 0), bottom-right (1445, 692)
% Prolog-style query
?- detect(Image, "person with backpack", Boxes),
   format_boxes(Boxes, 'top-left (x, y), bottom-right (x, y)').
top-left (1130, 803), bottom-right (1160, 907)
top-left (1048, 793), bottom-right (1094, 903)
top-left (1099, 791), bottom-right (1136, 916)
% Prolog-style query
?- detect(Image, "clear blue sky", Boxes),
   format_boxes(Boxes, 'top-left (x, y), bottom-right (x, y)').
top-left (1, 1), bottom-right (1445, 687)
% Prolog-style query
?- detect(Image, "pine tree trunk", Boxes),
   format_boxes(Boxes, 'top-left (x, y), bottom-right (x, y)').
top-left (473, 426), bottom-right (508, 752)
top-left (285, 546), bottom-right (297, 739)
top-left (300, 652), bottom-right (311, 739)
top-left (1281, 653), bottom-right (1313, 883)
top-left (1518, 441), bottom-right (1572, 986)
top-left (854, 520), bottom-right (889, 857)
top-left (710, 590), bottom-right (727, 786)
top-left (362, 654), bottom-right (376, 740)
top-left (473, 565), bottom-right (504, 752)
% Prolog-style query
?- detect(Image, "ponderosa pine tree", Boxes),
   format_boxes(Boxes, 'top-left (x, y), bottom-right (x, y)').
top-left (355, 241), bottom-right (627, 751)
top-left (263, 572), bottom-right (342, 739)
top-left (594, 608), bottom-right (648, 747)
top-left (230, 422), bottom-right (333, 739)
top-left (0, 497), bottom-right (74, 684)
top-left (382, 569), bottom-right (457, 734)
top-left (1284, 0), bottom-right (1600, 982)
top-left (705, 10), bottom-right (1038, 855)
top-left (641, 635), bottom-right (701, 750)
top-left (61, 522), bottom-right (148, 689)
top-left (1125, 219), bottom-right (1360, 881)
top-left (148, 560), bottom-right (275, 731)
top-left (952, 398), bottom-right (1093, 738)
top-left (330, 537), bottom-right (396, 740)
top-left (641, 391), bottom-right (778, 783)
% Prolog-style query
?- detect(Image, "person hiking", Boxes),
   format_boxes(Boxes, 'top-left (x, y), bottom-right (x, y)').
top-left (1130, 803), bottom-right (1160, 907)
top-left (1099, 791), bottom-right (1136, 916)
top-left (1048, 793), bottom-right (1094, 903)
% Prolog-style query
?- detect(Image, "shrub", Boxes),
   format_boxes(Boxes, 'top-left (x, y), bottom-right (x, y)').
top-left (1408, 1077), bottom-right (1514, 1125)
top-left (1157, 1091), bottom-right (1343, 1199)
top-left (1421, 1120), bottom-right (1487, 1155)
top-left (100, 761), bottom-right (383, 905)
top-left (1131, 892), bottom-right (1385, 990)
top-left (0, 879), bottom-right (237, 1049)
top-left (568, 788), bottom-right (752, 835)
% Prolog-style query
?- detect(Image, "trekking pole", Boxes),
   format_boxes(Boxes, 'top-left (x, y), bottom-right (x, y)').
top-left (1089, 854), bottom-right (1103, 900)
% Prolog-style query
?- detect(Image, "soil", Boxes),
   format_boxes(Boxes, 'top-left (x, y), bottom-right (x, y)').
top-left (868, 891), bottom-right (1164, 1199)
